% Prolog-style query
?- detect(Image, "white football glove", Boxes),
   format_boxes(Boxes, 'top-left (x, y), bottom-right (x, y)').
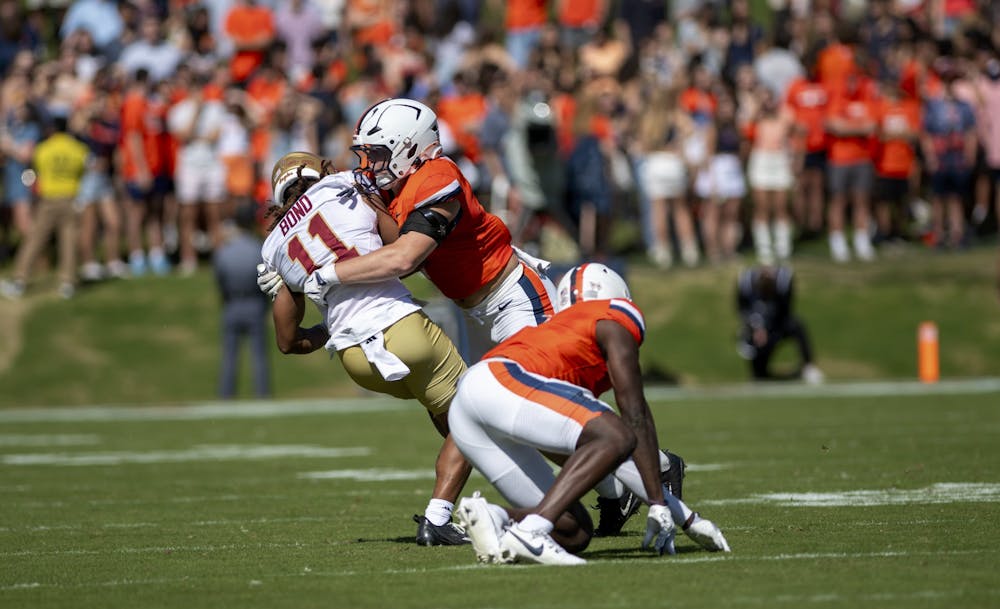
top-left (256, 264), bottom-right (284, 300)
top-left (683, 515), bottom-right (731, 552)
top-left (302, 263), bottom-right (340, 307)
top-left (642, 503), bottom-right (676, 556)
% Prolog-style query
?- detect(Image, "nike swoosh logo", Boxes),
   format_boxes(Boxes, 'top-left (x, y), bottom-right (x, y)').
top-left (497, 300), bottom-right (513, 312)
top-left (508, 529), bottom-right (544, 556)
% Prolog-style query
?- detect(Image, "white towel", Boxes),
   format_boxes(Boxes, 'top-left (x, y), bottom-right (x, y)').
top-left (512, 245), bottom-right (552, 275)
top-left (359, 332), bottom-right (410, 381)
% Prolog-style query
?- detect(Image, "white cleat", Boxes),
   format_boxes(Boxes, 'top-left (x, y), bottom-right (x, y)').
top-left (499, 522), bottom-right (586, 566)
top-left (456, 492), bottom-right (511, 564)
top-left (683, 514), bottom-right (731, 552)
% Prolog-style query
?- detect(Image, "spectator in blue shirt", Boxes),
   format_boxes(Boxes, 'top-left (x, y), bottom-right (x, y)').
top-left (920, 58), bottom-right (977, 249)
top-left (60, 0), bottom-right (125, 57)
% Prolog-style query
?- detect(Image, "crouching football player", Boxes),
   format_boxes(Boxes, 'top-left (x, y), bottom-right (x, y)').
top-left (448, 264), bottom-right (731, 565)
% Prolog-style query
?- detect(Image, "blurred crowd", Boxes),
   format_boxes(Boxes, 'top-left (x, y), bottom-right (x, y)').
top-left (1, 0), bottom-right (1000, 296)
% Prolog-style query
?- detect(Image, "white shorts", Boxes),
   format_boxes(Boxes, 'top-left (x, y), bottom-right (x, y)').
top-left (175, 157), bottom-right (226, 205)
top-left (748, 150), bottom-right (793, 191)
top-left (448, 358), bottom-right (614, 508)
top-left (461, 258), bottom-right (556, 363)
top-left (695, 154), bottom-right (747, 200)
top-left (639, 152), bottom-right (687, 200)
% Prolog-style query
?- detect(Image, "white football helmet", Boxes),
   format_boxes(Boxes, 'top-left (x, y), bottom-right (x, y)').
top-left (555, 263), bottom-right (631, 312)
top-left (351, 98), bottom-right (442, 189)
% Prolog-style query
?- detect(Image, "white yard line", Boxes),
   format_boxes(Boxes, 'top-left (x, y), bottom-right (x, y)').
top-left (644, 377), bottom-right (1000, 401)
top-left (1, 444), bottom-right (371, 466)
top-left (702, 482), bottom-right (1000, 507)
top-left (298, 468), bottom-right (438, 481)
top-left (2, 548), bottom-right (996, 591)
top-left (0, 434), bottom-right (101, 447)
top-left (1, 377), bottom-right (997, 424)
top-left (0, 399), bottom-right (409, 423)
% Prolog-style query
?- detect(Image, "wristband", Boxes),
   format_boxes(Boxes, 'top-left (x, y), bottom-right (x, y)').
top-left (316, 263), bottom-right (341, 287)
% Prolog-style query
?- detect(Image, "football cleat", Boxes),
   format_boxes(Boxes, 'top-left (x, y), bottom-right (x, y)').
top-left (682, 514), bottom-right (731, 552)
top-left (456, 492), bottom-right (511, 563)
top-left (413, 514), bottom-right (471, 547)
top-left (662, 449), bottom-right (686, 500)
top-left (499, 522), bottom-right (586, 566)
top-left (593, 491), bottom-right (642, 537)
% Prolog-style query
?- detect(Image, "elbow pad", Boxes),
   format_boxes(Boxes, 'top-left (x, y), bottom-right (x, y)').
top-left (400, 206), bottom-right (462, 243)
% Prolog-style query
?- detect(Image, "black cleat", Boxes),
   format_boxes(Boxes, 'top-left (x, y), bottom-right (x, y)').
top-left (413, 514), bottom-right (471, 546)
top-left (593, 491), bottom-right (642, 537)
top-left (661, 450), bottom-right (686, 501)
top-left (592, 450), bottom-right (686, 537)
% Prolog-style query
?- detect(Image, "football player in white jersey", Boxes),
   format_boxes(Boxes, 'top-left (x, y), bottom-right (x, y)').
top-left (260, 152), bottom-right (472, 546)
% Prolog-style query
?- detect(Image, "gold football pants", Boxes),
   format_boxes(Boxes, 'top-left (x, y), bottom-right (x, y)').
top-left (337, 311), bottom-right (466, 417)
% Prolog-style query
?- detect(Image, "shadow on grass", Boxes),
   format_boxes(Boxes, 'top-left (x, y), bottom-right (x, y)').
top-left (583, 544), bottom-right (708, 560)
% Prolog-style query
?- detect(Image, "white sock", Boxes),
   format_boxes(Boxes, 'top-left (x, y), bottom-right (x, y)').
top-left (612, 456), bottom-right (693, 524)
top-left (773, 220), bottom-right (792, 259)
top-left (518, 514), bottom-right (553, 534)
top-left (752, 221), bottom-right (773, 264)
top-left (487, 504), bottom-right (510, 529)
top-left (594, 474), bottom-right (625, 498)
top-left (611, 454), bottom-right (672, 502)
top-left (424, 498), bottom-right (454, 526)
top-left (662, 493), bottom-right (696, 527)
top-left (829, 231), bottom-right (850, 262)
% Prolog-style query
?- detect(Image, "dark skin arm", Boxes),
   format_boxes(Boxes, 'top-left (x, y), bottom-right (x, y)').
top-left (529, 319), bottom-right (664, 553)
top-left (272, 287), bottom-right (329, 354)
top-left (598, 320), bottom-right (666, 506)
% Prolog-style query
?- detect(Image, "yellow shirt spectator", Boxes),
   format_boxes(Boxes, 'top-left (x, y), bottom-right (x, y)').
top-left (32, 132), bottom-right (90, 200)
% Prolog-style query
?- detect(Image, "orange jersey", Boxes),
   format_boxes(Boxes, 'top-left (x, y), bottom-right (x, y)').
top-left (817, 43), bottom-right (856, 96)
top-left (485, 299), bottom-right (645, 397)
top-left (120, 91), bottom-right (163, 179)
top-left (224, 5), bottom-right (275, 82)
top-left (680, 88), bottom-right (718, 122)
top-left (826, 83), bottom-right (878, 166)
top-left (559, 0), bottom-right (603, 27)
top-left (785, 78), bottom-right (830, 152)
top-left (390, 157), bottom-right (513, 300)
top-left (436, 92), bottom-right (488, 163)
top-left (506, 0), bottom-right (547, 30)
top-left (874, 98), bottom-right (921, 178)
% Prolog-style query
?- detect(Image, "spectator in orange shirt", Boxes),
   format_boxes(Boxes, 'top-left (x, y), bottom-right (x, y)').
top-left (785, 54), bottom-right (830, 240)
top-left (224, 0), bottom-right (275, 84)
top-left (680, 60), bottom-right (718, 127)
top-left (122, 69), bottom-right (171, 276)
top-left (437, 71), bottom-right (488, 169)
top-left (825, 71), bottom-right (878, 262)
top-left (505, 0), bottom-right (548, 70)
top-left (817, 20), bottom-right (858, 99)
top-left (557, 0), bottom-right (605, 50)
top-left (872, 77), bottom-right (921, 243)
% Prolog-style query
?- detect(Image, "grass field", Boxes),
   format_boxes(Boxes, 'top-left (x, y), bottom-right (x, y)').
top-left (2, 384), bottom-right (999, 609)
top-left (1, 243), bottom-right (999, 406)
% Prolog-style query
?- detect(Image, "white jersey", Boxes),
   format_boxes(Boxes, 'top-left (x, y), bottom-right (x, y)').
top-left (261, 172), bottom-right (420, 352)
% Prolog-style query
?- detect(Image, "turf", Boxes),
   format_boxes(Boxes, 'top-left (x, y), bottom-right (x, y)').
top-left (1, 243), bottom-right (999, 406)
top-left (2, 387), bottom-right (998, 609)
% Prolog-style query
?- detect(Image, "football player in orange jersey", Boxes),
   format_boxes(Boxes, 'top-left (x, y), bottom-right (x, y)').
top-left (447, 264), bottom-right (731, 565)
top-left (258, 98), bottom-right (557, 363)
top-left (256, 99), bottom-right (558, 546)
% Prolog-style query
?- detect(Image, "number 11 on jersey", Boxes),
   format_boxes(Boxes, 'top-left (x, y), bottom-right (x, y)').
top-left (287, 212), bottom-right (360, 273)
